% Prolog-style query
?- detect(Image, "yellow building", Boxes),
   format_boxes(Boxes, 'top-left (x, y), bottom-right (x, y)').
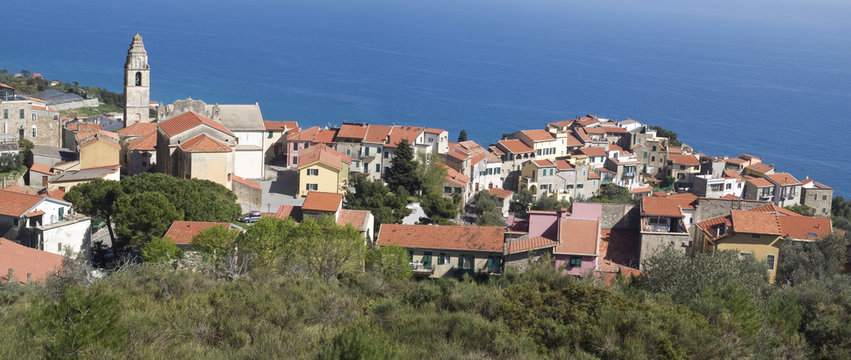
top-left (77, 129), bottom-right (120, 169)
top-left (297, 144), bottom-right (350, 197)
top-left (696, 206), bottom-right (832, 283)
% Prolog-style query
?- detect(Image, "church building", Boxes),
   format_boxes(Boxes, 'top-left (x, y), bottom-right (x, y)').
top-left (124, 33), bottom-right (151, 126)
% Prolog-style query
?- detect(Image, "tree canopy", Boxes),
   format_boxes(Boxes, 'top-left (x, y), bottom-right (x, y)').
top-left (346, 173), bottom-right (412, 233)
top-left (457, 129), bottom-right (467, 142)
top-left (588, 184), bottom-right (631, 204)
top-left (383, 139), bottom-right (421, 195)
top-left (650, 125), bottom-right (681, 146)
top-left (472, 190), bottom-right (505, 226)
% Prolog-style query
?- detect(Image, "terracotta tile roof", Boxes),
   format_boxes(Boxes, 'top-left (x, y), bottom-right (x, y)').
top-left (653, 191), bottom-right (669, 198)
top-left (316, 129), bottom-right (338, 144)
top-left (667, 146), bottom-right (683, 154)
top-left (447, 149), bottom-right (470, 161)
top-left (584, 126), bottom-right (626, 134)
top-left (726, 157), bottom-right (746, 165)
top-left (76, 128), bottom-right (119, 142)
top-left (722, 169), bottom-right (743, 179)
top-left (489, 146), bottom-right (504, 156)
top-left (576, 116), bottom-right (598, 126)
top-left (747, 177), bottom-right (773, 187)
top-left (297, 144), bottom-right (349, 170)
top-left (506, 236), bottom-right (558, 254)
top-left (46, 189), bottom-right (65, 200)
top-left (128, 132), bottom-right (157, 151)
top-left (573, 127), bottom-right (591, 142)
top-left (117, 122), bottom-right (157, 136)
top-left (288, 126), bottom-right (321, 142)
top-left (497, 139), bottom-right (533, 154)
top-left (30, 163), bottom-right (54, 175)
top-left (750, 204), bottom-right (801, 217)
top-left (263, 121), bottom-right (298, 131)
top-left (363, 124), bottom-right (393, 144)
top-left (25, 210), bottom-right (45, 217)
top-left (377, 224), bottom-right (505, 252)
top-left (801, 179), bottom-right (832, 190)
top-left (337, 209), bottom-right (370, 230)
top-left (668, 154), bottom-right (700, 166)
top-left (740, 153), bottom-right (760, 161)
top-left (596, 167), bottom-right (615, 174)
top-left (587, 172), bottom-right (601, 180)
top-left (164, 221), bottom-right (234, 245)
top-left (470, 154), bottom-right (487, 166)
top-left (0, 190), bottom-right (44, 217)
top-left (766, 173), bottom-right (800, 186)
top-left (555, 160), bottom-right (574, 171)
top-left (0, 238), bottom-right (64, 283)
top-left (745, 162), bottom-right (773, 174)
top-left (302, 191), bottom-right (343, 212)
top-left (232, 175), bottom-right (260, 189)
top-left (532, 159), bottom-right (556, 168)
top-left (666, 193), bottom-right (698, 209)
top-left (629, 185), bottom-right (654, 194)
top-left (519, 129), bottom-right (554, 142)
top-left (577, 147), bottom-right (607, 157)
top-left (337, 124), bottom-right (369, 140)
top-left (640, 197), bottom-right (685, 217)
top-left (488, 188), bottom-right (514, 199)
top-left (778, 216), bottom-right (831, 240)
top-left (159, 111), bottom-right (234, 137)
top-left (180, 134), bottom-right (231, 152)
top-left (720, 194), bottom-right (740, 200)
top-left (563, 133), bottom-right (583, 147)
top-left (80, 136), bottom-right (120, 150)
top-left (730, 210), bottom-right (781, 235)
top-left (386, 126), bottom-right (424, 147)
top-left (425, 128), bottom-right (446, 135)
top-left (556, 218), bottom-right (600, 256)
top-left (548, 119), bottom-right (576, 128)
top-left (1, 185), bottom-right (37, 195)
top-left (444, 164), bottom-right (469, 187)
top-left (274, 205), bottom-right (302, 221)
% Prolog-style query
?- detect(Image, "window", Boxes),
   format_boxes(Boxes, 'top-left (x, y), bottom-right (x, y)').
top-left (710, 184), bottom-right (722, 191)
top-left (58, 243), bottom-right (63, 252)
top-left (135, 72), bottom-right (142, 86)
top-left (346, 149), bottom-right (351, 156)
top-left (443, 253), bottom-right (451, 264)
top-left (444, 186), bottom-right (452, 193)
top-left (651, 156), bottom-right (655, 162)
top-left (307, 168), bottom-right (319, 176)
top-left (268, 131), bottom-right (273, 138)
top-left (679, 165), bottom-right (685, 170)
top-left (751, 234), bottom-right (761, 238)
top-left (464, 255), bottom-right (473, 269)
top-left (766, 254), bottom-right (776, 270)
top-left (428, 138), bottom-right (433, 143)
top-left (422, 252), bottom-right (432, 270)
top-left (2, 109), bottom-right (7, 119)
top-left (643, 151), bottom-right (647, 158)
top-left (569, 257), bottom-right (582, 267)
top-left (31, 126), bottom-right (37, 138)
top-left (549, 169), bottom-right (554, 176)
top-left (292, 156), bottom-right (298, 165)
top-left (487, 256), bottom-right (501, 273)
top-left (536, 149), bottom-right (541, 156)
top-left (19, 109), bottom-right (25, 119)
top-left (306, 183), bottom-right (318, 191)
top-left (364, 147), bottom-right (369, 156)
top-left (384, 151), bottom-right (389, 159)
top-left (822, 195), bottom-right (828, 200)
top-left (726, 183), bottom-right (732, 190)
top-left (458, 254), bottom-right (465, 269)
top-left (438, 253), bottom-right (446, 265)
top-left (13, 218), bottom-right (19, 227)
top-left (454, 187), bottom-right (462, 194)
top-left (32, 114), bottom-right (36, 121)
top-left (375, 163), bottom-right (380, 173)
top-left (652, 146), bottom-right (657, 151)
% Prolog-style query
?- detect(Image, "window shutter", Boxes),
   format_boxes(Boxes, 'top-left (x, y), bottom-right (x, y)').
top-left (458, 254), bottom-right (464, 268)
top-left (487, 257), bottom-right (493, 272)
top-left (438, 253), bottom-right (445, 265)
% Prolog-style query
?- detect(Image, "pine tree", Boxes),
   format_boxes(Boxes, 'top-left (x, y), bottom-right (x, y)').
top-left (383, 139), bottom-right (421, 195)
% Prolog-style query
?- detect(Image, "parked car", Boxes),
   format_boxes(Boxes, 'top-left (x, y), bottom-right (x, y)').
top-left (239, 211), bottom-right (262, 224)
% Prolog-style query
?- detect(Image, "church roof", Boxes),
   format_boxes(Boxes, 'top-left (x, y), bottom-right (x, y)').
top-left (206, 104), bottom-right (265, 131)
top-left (159, 111), bottom-right (234, 137)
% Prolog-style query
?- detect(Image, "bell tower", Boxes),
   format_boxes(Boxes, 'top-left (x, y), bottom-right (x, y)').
top-left (124, 32), bottom-right (150, 126)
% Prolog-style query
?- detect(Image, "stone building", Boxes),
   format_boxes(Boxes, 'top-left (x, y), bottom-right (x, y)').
top-left (156, 111), bottom-right (237, 188)
top-left (124, 33), bottom-right (151, 126)
top-left (0, 83), bottom-right (62, 147)
top-left (800, 178), bottom-right (833, 216)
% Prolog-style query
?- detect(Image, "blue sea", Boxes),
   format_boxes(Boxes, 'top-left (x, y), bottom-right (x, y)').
top-left (1, 0), bottom-right (849, 195)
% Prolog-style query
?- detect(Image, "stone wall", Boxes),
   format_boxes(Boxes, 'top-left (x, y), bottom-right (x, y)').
top-left (693, 198), bottom-right (769, 223)
top-left (49, 98), bottom-right (99, 111)
top-left (232, 178), bottom-right (262, 211)
top-left (638, 232), bottom-right (691, 269)
top-left (801, 188), bottom-right (833, 217)
top-left (598, 203), bottom-right (639, 230)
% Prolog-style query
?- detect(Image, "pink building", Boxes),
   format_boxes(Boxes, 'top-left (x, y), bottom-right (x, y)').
top-left (527, 208), bottom-right (601, 276)
top-left (286, 126), bottom-right (338, 168)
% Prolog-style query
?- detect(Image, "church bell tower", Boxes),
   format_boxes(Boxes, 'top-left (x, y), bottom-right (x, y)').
top-left (124, 32), bottom-right (150, 126)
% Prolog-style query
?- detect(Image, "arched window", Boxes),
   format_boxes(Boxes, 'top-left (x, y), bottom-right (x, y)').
top-left (135, 72), bottom-right (142, 86)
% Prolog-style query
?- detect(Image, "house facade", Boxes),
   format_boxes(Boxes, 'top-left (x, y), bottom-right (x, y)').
top-left (156, 111), bottom-right (237, 188)
top-left (297, 145), bottom-right (350, 197)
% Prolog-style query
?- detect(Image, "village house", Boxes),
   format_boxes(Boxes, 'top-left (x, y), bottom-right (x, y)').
top-left (493, 139), bottom-right (535, 188)
top-left (0, 186), bottom-right (90, 256)
top-left (743, 176), bottom-right (775, 202)
top-left (638, 196), bottom-right (692, 268)
top-left (583, 126), bottom-right (629, 148)
top-left (297, 144), bottom-right (350, 197)
top-left (524, 209), bottom-right (602, 276)
top-left (0, 83), bottom-right (62, 147)
top-left (509, 129), bottom-right (560, 160)
top-left (743, 162), bottom-right (775, 178)
top-left (48, 166), bottom-right (120, 192)
top-left (0, 238), bottom-right (64, 284)
top-left (666, 154), bottom-right (701, 189)
top-left (286, 126), bottom-right (338, 169)
top-left (117, 122), bottom-right (157, 175)
top-left (76, 129), bottom-right (120, 170)
top-left (603, 150), bottom-right (639, 189)
top-left (360, 124), bottom-right (392, 181)
top-left (456, 140), bottom-right (503, 192)
top-left (696, 207), bottom-right (832, 283)
top-left (156, 111), bottom-right (237, 188)
top-left (334, 123), bottom-right (369, 174)
top-left (263, 120), bottom-right (298, 164)
top-left (488, 187), bottom-right (514, 218)
top-left (575, 146), bottom-right (608, 169)
top-left (443, 164), bottom-right (471, 205)
top-left (693, 170), bottom-right (745, 198)
top-left (800, 178), bottom-right (833, 216)
top-left (631, 135), bottom-right (668, 178)
top-left (163, 221), bottom-right (244, 250)
top-left (764, 173), bottom-right (802, 207)
top-left (376, 224), bottom-right (505, 278)
top-left (274, 191), bottom-right (375, 242)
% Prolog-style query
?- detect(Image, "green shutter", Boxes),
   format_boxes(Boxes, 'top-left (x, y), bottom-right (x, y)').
top-left (58, 207), bottom-right (64, 221)
top-left (458, 254), bottom-right (464, 268)
top-left (423, 252), bottom-right (432, 269)
top-left (438, 253), bottom-right (445, 265)
top-left (487, 257), bottom-right (493, 272)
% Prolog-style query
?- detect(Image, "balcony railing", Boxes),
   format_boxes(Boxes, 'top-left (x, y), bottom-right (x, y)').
top-left (410, 262), bottom-right (434, 276)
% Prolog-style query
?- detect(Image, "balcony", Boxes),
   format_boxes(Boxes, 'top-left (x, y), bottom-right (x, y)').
top-left (410, 262), bottom-right (434, 276)
top-left (641, 217), bottom-right (688, 234)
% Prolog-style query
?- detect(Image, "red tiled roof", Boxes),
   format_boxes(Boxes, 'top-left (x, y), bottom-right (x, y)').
top-left (577, 147), bottom-right (607, 157)
top-left (489, 146), bottom-right (504, 156)
top-left (778, 216), bottom-right (831, 240)
top-left (444, 164), bottom-right (469, 187)
top-left (30, 163), bottom-right (54, 175)
top-left (25, 210), bottom-right (45, 217)
top-left (506, 236), bottom-right (558, 254)
top-left (447, 149), bottom-right (469, 162)
top-left (740, 153), bottom-right (760, 161)
top-left (745, 162), bottom-right (773, 174)
top-left (65, 122), bottom-right (101, 132)
top-left (532, 159), bottom-right (556, 168)
top-left (76, 128), bottom-right (119, 142)
top-left (801, 179), bottom-right (832, 190)
top-left (750, 204), bottom-right (801, 217)
top-left (363, 124), bottom-right (393, 144)
top-left (629, 186), bottom-right (653, 194)
top-left (555, 160), bottom-right (574, 171)
top-left (337, 209), bottom-right (370, 230)
top-left (0, 190), bottom-right (43, 217)
top-left (726, 157), bottom-right (746, 165)
top-left (316, 129), bottom-right (338, 144)
top-left (0, 238), bottom-right (63, 283)
top-left (556, 218), bottom-right (600, 256)
top-left (288, 126), bottom-right (321, 142)
top-left (766, 173), bottom-right (800, 186)
top-left (563, 133), bottom-right (583, 147)
top-left (386, 126), bottom-right (424, 147)
top-left (640, 197), bottom-right (685, 217)
top-left (576, 116), bottom-right (598, 126)
top-left (297, 144), bottom-right (349, 170)
top-left (159, 111), bottom-right (234, 137)
top-left (2, 185), bottom-right (37, 195)
top-left (497, 139), bottom-right (534, 154)
top-left (337, 124), bottom-right (369, 140)
top-left (748, 177), bottom-right (773, 187)
top-left (573, 127), bottom-right (591, 142)
top-left (668, 154), bottom-right (700, 166)
top-left (274, 205), bottom-right (301, 221)
top-left (117, 122), bottom-right (157, 136)
top-left (128, 132), bottom-right (157, 151)
top-left (584, 126), bottom-right (626, 134)
top-left (80, 136), bottom-right (120, 150)
top-left (587, 172), bottom-right (600, 180)
top-left (720, 194), bottom-right (740, 200)
top-left (653, 191), bottom-right (669, 198)
top-left (302, 192), bottom-right (343, 212)
top-left (232, 175), bottom-right (260, 189)
top-left (666, 193), bottom-right (698, 209)
top-left (722, 169), bottom-right (742, 179)
top-left (164, 221), bottom-right (233, 244)
top-left (488, 188), bottom-right (514, 199)
top-left (377, 224), bottom-right (505, 252)
top-left (46, 189), bottom-right (65, 200)
top-left (263, 121), bottom-right (298, 131)
top-left (425, 128), bottom-right (446, 135)
top-left (180, 134), bottom-right (231, 152)
top-left (520, 129), bottom-right (554, 142)
top-left (548, 119), bottom-right (576, 128)
top-left (668, 146), bottom-right (683, 154)
top-left (730, 210), bottom-right (781, 235)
